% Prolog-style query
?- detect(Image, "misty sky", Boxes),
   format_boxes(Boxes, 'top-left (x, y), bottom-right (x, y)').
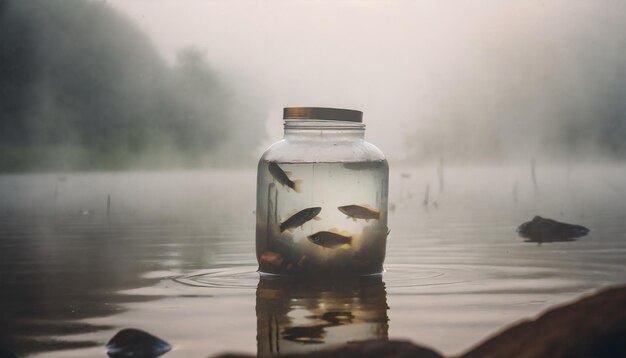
top-left (108, 0), bottom-right (626, 162)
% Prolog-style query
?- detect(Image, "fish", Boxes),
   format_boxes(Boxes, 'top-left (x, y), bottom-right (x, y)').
top-left (260, 251), bottom-right (284, 267)
top-left (337, 204), bottom-right (380, 221)
top-left (321, 311), bottom-right (354, 326)
top-left (342, 162), bottom-right (369, 171)
top-left (307, 229), bottom-right (352, 248)
top-left (282, 325), bottom-right (327, 344)
top-left (280, 207), bottom-right (322, 232)
top-left (305, 311), bottom-right (354, 326)
top-left (268, 162), bottom-right (302, 192)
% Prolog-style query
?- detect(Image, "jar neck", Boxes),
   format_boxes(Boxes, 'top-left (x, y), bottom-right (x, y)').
top-left (283, 119), bottom-right (365, 141)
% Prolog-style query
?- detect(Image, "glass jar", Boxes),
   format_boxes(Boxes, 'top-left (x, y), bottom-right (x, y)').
top-left (256, 107), bottom-right (389, 276)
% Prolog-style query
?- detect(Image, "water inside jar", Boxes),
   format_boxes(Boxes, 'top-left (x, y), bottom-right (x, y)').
top-left (256, 160), bottom-right (389, 275)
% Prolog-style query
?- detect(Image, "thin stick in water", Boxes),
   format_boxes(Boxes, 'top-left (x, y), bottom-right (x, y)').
top-left (107, 194), bottom-right (111, 217)
top-left (531, 158), bottom-right (538, 193)
top-left (437, 157), bottom-right (444, 194)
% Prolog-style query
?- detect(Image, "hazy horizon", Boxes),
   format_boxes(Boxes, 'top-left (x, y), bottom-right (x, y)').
top-left (109, 0), bottom-right (626, 164)
top-left (2, 0), bottom-right (626, 171)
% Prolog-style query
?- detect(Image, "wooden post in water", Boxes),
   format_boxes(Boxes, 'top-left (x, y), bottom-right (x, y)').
top-left (107, 194), bottom-right (111, 224)
top-left (437, 157), bottom-right (444, 194)
top-left (423, 183), bottom-right (430, 206)
top-left (53, 186), bottom-right (59, 212)
top-left (566, 156), bottom-right (571, 189)
top-left (531, 158), bottom-right (538, 194)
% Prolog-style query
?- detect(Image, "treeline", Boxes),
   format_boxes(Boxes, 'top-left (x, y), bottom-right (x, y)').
top-left (0, 0), bottom-right (263, 171)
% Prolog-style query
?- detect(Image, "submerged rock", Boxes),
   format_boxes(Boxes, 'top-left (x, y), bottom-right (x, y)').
top-left (461, 285), bottom-right (626, 358)
top-left (106, 328), bottom-right (171, 358)
top-left (517, 216), bottom-right (589, 242)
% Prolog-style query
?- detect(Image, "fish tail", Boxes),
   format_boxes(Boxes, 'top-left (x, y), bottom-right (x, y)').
top-left (293, 179), bottom-right (302, 193)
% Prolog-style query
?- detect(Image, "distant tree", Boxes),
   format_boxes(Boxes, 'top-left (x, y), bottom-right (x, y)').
top-left (0, 0), bottom-right (263, 171)
top-left (171, 47), bottom-right (231, 157)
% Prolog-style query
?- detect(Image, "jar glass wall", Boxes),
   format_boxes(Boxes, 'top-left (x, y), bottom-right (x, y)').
top-left (255, 108), bottom-right (389, 276)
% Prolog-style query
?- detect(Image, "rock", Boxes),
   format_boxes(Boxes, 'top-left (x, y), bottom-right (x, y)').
top-left (517, 216), bottom-right (589, 242)
top-left (212, 339), bottom-right (442, 358)
top-left (0, 348), bottom-right (18, 358)
top-left (106, 328), bottom-right (171, 358)
top-left (461, 285), bottom-right (626, 358)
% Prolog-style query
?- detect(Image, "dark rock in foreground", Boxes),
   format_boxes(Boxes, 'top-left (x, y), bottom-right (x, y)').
top-left (461, 285), bottom-right (626, 358)
top-left (213, 339), bottom-right (442, 358)
top-left (106, 328), bottom-right (171, 358)
top-left (0, 348), bottom-right (18, 358)
top-left (517, 216), bottom-right (590, 242)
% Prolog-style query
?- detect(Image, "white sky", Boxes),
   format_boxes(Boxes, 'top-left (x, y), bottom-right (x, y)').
top-left (107, 0), bottom-right (618, 161)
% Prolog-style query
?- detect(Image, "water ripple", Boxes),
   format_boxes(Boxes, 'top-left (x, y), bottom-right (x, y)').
top-left (171, 264), bottom-right (468, 289)
top-left (172, 266), bottom-right (259, 289)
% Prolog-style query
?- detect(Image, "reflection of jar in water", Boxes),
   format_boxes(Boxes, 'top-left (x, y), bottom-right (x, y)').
top-left (255, 107), bottom-right (389, 276)
top-left (256, 276), bottom-right (388, 356)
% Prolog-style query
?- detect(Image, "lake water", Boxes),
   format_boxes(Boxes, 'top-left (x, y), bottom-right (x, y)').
top-left (1, 165), bottom-right (625, 357)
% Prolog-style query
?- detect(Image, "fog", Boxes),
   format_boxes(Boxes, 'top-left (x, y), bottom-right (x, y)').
top-left (3, 3), bottom-right (626, 355)
top-left (109, 0), bottom-right (626, 164)
top-left (1, 0), bottom-right (626, 170)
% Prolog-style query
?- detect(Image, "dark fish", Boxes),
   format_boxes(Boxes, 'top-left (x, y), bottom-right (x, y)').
top-left (280, 207), bottom-right (321, 232)
top-left (282, 325), bottom-right (327, 344)
top-left (307, 229), bottom-right (352, 248)
top-left (338, 204), bottom-right (380, 221)
top-left (321, 311), bottom-right (354, 326)
top-left (517, 216), bottom-right (590, 242)
top-left (268, 162), bottom-right (302, 192)
top-left (106, 328), bottom-right (171, 358)
top-left (260, 251), bottom-right (284, 268)
top-left (342, 162), bottom-right (369, 171)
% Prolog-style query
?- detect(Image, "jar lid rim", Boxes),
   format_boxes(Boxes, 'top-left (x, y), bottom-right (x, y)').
top-left (283, 107), bottom-right (363, 122)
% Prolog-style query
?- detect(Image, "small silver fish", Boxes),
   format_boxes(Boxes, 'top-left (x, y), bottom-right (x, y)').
top-left (307, 229), bottom-right (352, 248)
top-left (338, 204), bottom-right (380, 221)
top-left (268, 162), bottom-right (302, 192)
top-left (280, 207), bottom-right (321, 232)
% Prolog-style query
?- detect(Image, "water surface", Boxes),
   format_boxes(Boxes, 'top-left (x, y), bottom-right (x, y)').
top-left (1, 165), bottom-right (625, 357)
